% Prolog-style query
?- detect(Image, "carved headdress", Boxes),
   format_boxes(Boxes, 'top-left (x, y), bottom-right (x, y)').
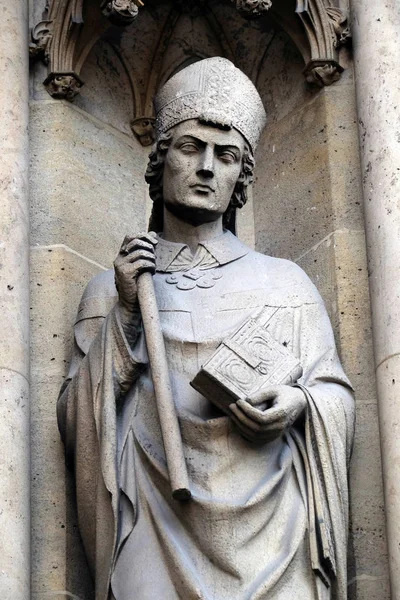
top-left (154, 57), bottom-right (267, 152)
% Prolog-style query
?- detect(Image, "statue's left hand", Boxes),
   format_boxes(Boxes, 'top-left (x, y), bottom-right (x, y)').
top-left (229, 385), bottom-right (307, 443)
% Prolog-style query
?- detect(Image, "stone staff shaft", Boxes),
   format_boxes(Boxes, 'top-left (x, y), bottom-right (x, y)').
top-left (137, 271), bottom-right (192, 501)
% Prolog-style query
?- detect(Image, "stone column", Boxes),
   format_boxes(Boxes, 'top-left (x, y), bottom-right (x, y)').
top-left (352, 1), bottom-right (400, 596)
top-left (0, 0), bottom-right (30, 598)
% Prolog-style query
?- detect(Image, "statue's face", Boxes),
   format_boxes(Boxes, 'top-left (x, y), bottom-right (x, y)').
top-left (162, 119), bottom-right (245, 225)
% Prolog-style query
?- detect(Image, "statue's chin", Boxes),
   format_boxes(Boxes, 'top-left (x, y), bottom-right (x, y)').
top-left (164, 200), bottom-right (224, 227)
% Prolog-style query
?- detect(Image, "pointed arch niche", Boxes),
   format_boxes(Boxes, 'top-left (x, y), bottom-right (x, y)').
top-left (29, 2), bottom-right (390, 600)
top-left (30, 0), bottom-right (351, 112)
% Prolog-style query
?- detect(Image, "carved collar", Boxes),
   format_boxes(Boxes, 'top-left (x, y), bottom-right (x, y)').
top-left (155, 230), bottom-right (250, 273)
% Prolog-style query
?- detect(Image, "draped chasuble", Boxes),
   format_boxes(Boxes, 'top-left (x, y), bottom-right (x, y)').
top-left (57, 231), bottom-right (355, 600)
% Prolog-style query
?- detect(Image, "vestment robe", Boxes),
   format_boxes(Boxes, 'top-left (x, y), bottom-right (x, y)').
top-left (57, 231), bottom-right (354, 600)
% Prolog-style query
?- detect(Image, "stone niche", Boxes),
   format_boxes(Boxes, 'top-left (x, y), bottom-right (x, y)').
top-left (30, 0), bottom-right (389, 598)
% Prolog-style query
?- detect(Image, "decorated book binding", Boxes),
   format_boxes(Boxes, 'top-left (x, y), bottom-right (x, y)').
top-left (191, 308), bottom-right (303, 414)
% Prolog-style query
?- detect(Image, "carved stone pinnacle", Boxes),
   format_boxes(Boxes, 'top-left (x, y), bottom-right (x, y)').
top-left (43, 72), bottom-right (84, 101)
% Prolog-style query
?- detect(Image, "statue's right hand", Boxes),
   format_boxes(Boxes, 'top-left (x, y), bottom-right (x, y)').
top-left (114, 232), bottom-right (158, 314)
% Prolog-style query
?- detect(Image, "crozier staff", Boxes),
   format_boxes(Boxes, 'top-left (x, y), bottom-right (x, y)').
top-left (58, 57), bottom-right (354, 600)
top-left (136, 270), bottom-right (191, 500)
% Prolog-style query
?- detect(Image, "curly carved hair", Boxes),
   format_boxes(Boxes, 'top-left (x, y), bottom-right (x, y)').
top-left (144, 128), bottom-right (255, 233)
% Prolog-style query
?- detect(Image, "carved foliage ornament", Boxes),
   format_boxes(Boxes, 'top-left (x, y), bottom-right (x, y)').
top-left (131, 117), bottom-right (156, 146)
top-left (44, 72), bottom-right (84, 101)
top-left (100, 0), bottom-right (143, 26)
top-left (326, 7), bottom-right (351, 47)
top-left (232, 0), bottom-right (272, 17)
top-left (29, 20), bottom-right (53, 63)
top-left (303, 60), bottom-right (342, 86)
top-left (30, 0), bottom-right (144, 102)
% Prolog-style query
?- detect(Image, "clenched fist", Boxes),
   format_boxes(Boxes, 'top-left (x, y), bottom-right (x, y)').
top-left (229, 384), bottom-right (307, 444)
top-left (114, 232), bottom-right (158, 318)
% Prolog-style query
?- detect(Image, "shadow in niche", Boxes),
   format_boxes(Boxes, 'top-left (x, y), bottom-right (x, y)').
top-left (347, 482), bottom-right (357, 600)
top-left (65, 468), bottom-right (95, 600)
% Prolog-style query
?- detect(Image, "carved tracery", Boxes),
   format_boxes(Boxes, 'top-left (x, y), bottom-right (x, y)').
top-left (30, 0), bottom-right (350, 137)
top-left (30, 0), bottom-right (143, 100)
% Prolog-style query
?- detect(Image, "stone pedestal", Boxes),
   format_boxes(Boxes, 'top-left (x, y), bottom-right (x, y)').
top-left (0, 0), bottom-right (30, 597)
top-left (352, 0), bottom-right (400, 596)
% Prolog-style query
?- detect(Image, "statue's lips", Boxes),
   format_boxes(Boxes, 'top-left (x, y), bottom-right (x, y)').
top-left (190, 184), bottom-right (215, 193)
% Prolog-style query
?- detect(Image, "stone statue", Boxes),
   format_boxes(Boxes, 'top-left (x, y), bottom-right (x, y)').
top-left (57, 57), bottom-right (355, 600)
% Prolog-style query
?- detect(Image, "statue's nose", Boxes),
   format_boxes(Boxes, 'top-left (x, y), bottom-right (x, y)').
top-left (196, 147), bottom-right (215, 178)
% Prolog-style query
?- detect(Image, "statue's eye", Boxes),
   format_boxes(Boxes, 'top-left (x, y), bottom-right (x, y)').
top-left (218, 151), bottom-right (237, 164)
top-left (180, 142), bottom-right (199, 153)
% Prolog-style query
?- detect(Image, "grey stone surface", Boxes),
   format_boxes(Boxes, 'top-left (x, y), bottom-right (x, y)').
top-left (0, 0), bottom-right (30, 597)
top-left (297, 231), bottom-right (390, 599)
top-left (0, 372), bottom-right (30, 598)
top-left (75, 40), bottom-right (136, 138)
top-left (255, 28), bottom-right (314, 126)
top-left (253, 83), bottom-right (364, 262)
top-left (30, 101), bottom-right (148, 267)
top-left (352, 2), bottom-right (400, 594)
top-left (30, 246), bottom-right (101, 599)
top-left (236, 187), bottom-right (255, 249)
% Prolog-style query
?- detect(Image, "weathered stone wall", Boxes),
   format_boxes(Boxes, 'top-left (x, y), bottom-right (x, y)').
top-left (29, 1), bottom-right (390, 598)
top-left (0, 0), bottom-right (30, 597)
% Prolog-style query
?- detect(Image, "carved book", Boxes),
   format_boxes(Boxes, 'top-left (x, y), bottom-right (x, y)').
top-left (191, 309), bottom-right (303, 414)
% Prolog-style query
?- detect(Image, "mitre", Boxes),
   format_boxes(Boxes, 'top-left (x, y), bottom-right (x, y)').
top-left (154, 57), bottom-right (267, 152)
